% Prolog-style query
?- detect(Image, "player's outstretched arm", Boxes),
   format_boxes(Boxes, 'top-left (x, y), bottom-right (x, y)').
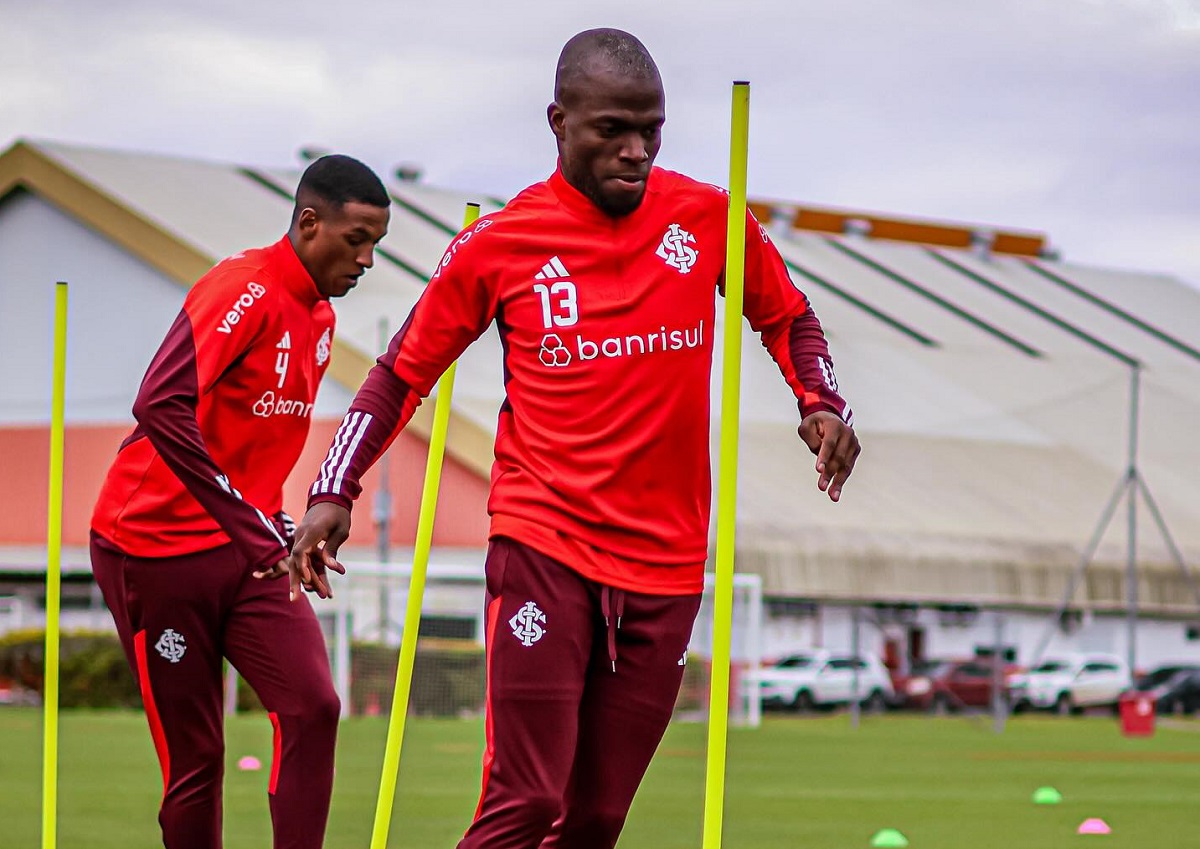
top-left (279, 217), bottom-right (499, 601)
top-left (798, 411), bottom-right (861, 502)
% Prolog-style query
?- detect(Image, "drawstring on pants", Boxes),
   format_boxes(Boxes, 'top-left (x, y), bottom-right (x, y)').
top-left (600, 585), bottom-right (626, 672)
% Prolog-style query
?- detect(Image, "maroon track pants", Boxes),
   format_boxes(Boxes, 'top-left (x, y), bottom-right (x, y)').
top-left (90, 533), bottom-right (339, 849)
top-left (458, 537), bottom-right (702, 849)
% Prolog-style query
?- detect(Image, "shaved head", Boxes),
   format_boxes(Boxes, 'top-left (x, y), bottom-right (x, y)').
top-left (554, 28), bottom-right (661, 107)
top-left (548, 29), bottom-right (666, 217)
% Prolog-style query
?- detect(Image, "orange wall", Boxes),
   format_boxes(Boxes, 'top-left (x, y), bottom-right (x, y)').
top-left (0, 421), bottom-right (490, 551)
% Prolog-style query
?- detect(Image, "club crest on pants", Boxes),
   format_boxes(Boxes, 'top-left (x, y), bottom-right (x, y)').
top-left (509, 601), bottom-right (546, 647)
top-left (155, 628), bottom-right (187, 663)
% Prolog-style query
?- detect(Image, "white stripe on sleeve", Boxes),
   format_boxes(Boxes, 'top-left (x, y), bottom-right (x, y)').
top-left (312, 412), bottom-right (361, 496)
top-left (330, 413), bottom-right (373, 495)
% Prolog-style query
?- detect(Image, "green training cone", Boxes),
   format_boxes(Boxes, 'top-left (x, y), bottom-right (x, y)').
top-left (870, 828), bottom-right (910, 848)
top-left (1033, 786), bottom-right (1063, 805)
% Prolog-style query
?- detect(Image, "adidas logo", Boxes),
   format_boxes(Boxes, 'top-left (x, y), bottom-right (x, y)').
top-left (277, 331), bottom-right (292, 350)
top-left (535, 256), bottom-right (570, 280)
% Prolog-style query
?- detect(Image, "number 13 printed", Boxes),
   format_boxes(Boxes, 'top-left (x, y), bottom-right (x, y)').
top-left (533, 281), bottom-right (578, 328)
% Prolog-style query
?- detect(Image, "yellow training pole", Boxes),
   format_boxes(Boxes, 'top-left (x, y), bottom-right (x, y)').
top-left (703, 81), bottom-right (750, 849)
top-left (370, 202), bottom-right (481, 849)
top-left (43, 281), bottom-right (68, 849)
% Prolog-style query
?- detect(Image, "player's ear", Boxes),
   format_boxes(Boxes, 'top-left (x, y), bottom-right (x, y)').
top-left (548, 102), bottom-right (567, 141)
top-left (295, 206), bottom-right (320, 241)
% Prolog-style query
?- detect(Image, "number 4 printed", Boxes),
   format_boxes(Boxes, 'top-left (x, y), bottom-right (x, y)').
top-left (275, 331), bottom-right (292, 388)
top-left (275, 351), bottom-right (290, 388)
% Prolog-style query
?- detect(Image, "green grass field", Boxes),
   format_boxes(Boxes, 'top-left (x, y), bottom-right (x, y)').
top-left (2, 708), bottom-right (1198, 848)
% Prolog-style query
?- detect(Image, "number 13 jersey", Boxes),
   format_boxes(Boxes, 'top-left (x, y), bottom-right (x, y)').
top-left (309, 166), bottom-right (851, 594)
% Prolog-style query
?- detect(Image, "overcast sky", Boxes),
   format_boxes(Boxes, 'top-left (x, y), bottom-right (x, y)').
top-left (3, 0), bottom-right (1197, 285)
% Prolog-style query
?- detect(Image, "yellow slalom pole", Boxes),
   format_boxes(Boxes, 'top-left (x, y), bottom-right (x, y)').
top-left (370, 202), bottom-right (481, 849)
top-left (42, 282), bottom-right (68, 849)
top-left (702, 81), bottom-right (750, 849)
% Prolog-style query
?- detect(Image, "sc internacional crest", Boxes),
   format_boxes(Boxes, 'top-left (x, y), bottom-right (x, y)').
top-left (509, 601), bottom-right (546, 647)
top-left (155, 628), bottom-right (187, 663)
top-left (656, 223), bottom-right (698, 274)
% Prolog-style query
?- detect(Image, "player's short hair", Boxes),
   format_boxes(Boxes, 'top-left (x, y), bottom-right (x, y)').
top-left (293, 155), bottom-right (389, 220)
top-left (554, 28), bottom-right (660, 106)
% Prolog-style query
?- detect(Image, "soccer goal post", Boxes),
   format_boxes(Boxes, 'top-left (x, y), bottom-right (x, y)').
top-left (679, 571), bottom-right (764, 728)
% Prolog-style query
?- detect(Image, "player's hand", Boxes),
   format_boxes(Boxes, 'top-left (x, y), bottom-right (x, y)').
top-left (798, 411), bottom-right (860, 502)
top-left (252, 510), bottom-right (302, 582)
top-left (286, 502), bottom-right (351, 602)
top-left (252, 557), bottom-right (290, 581)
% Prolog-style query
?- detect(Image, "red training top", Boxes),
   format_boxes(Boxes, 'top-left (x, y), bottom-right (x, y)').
top-left (309, 166), bottom-right (851, 594)
top-left (92, 236), bottom-right (336, 571)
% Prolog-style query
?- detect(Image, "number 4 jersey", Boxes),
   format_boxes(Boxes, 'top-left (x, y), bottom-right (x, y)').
top-left (309, 166), bottom-right (851, 594)
top-left (92, 237), bottom-right (335, 571)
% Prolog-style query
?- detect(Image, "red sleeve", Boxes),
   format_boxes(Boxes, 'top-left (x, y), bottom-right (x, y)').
top-left (308, 220), bottom-right (499, 511)
top-left (739, 211), bottom-right (854, 425)
top-left (129, 278), bottom-right (290, 571)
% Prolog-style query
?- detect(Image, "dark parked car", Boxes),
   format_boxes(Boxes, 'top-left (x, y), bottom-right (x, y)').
top-left (1134, 664), bottom-right (1200, 691)
top-left (1130, 665), bottom-right (1200, 715)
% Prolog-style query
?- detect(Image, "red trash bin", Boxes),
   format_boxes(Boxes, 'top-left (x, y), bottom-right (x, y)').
top-left (1118, 692), bottom-right (1156, 737)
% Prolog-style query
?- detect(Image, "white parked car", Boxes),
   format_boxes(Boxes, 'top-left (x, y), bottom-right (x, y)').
top-left (1007, 654), bottom-right (1132, 714)
top-left (755, 650), bottom-right (894, 712)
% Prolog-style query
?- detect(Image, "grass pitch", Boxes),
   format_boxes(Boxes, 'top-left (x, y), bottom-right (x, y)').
top-left (2, 709), bottom-right (1198, 847)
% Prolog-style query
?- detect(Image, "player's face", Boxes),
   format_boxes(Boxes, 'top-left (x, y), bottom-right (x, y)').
top-left (299, 202), bottom-right (390, 299)
top-left (550, 67), bottom-right (665, 217)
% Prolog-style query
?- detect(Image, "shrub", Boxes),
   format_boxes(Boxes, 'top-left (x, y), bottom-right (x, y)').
top-left (0, 629), bottom-right (140, 708)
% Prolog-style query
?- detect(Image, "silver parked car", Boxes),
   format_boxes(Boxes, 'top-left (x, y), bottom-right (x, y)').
top-left (1007, 653), bottom-right (1132, 714)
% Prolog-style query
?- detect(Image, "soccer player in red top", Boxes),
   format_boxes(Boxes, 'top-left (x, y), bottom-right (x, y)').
top-left (291, 29), bottom-right (860, 849)
top-left (89, 155), bottom-right (390, 849)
